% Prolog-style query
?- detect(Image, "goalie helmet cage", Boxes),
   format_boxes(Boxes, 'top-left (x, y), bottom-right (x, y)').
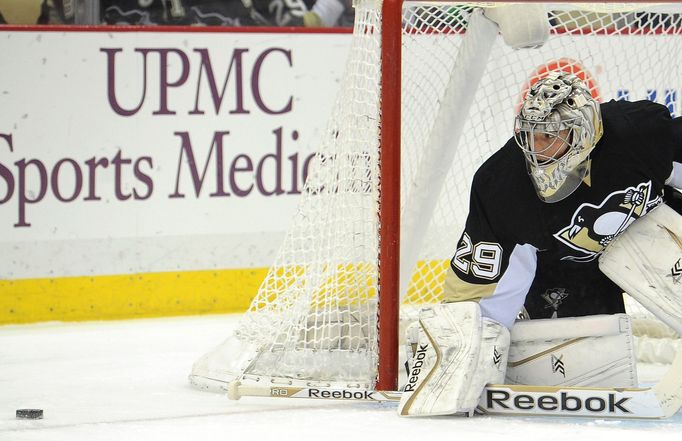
top-left (191, 1), bottom-right (682, 393)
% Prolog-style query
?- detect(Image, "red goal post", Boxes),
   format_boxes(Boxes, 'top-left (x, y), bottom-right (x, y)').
top-left (377, 0), bottom-right (403, 392)
top-left (191, 1), bottom-right (682, 395)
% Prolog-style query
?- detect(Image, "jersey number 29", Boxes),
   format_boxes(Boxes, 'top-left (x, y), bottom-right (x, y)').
top-left (452, 233), bottom-right (503, 280)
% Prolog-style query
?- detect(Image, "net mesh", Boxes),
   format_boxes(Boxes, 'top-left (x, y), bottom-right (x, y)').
top-left (191, 1), bottom-right (682, 390)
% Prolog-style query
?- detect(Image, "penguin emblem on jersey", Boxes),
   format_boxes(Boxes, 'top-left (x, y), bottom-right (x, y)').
top-left (555, 181), bottom-right (662, 262)
top-left (541, 288), bottom-right (570, 318)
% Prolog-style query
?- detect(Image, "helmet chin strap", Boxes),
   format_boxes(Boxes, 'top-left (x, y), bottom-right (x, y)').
top-left (581, 160), bottom-right (592, 187)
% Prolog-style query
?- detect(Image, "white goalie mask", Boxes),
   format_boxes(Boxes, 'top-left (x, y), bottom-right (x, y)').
top-left (514, 72), bottom-right (603, 203)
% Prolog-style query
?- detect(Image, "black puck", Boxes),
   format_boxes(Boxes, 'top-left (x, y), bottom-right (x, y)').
top-left (16, 409), bottom-right (43, 419)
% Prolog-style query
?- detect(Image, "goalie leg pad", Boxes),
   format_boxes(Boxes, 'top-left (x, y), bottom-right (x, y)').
top-left (599, 203), bottom-right (682, 336)
top-left (403, 320), bottom-right (420, 379)
top-left (507, 314), bottom-right (638, 388)
top-left (398, 302), bottom-right (510, 417)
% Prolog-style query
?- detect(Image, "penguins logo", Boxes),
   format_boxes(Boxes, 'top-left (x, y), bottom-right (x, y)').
top-left (541, 288), bottom-right (569, 318)
top-left (555, 181), bottom-right (662, 262)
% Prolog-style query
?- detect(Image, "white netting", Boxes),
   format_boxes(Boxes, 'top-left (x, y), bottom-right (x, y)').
top-left (191, 1), bottom-right (682, 391)
top-left (624, 295), bottom-right (682, 363)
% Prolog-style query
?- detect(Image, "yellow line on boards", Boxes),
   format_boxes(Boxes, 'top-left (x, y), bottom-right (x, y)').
top-left (0, 268), bottom-right (268, 325)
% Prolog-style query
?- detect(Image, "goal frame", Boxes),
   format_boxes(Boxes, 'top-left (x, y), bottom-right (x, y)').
top-left (190, 0), bottom-right (682, 398)
top-left (377, 0), bottom-right (403, 392)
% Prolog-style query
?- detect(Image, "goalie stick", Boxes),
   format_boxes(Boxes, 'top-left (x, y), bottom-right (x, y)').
top-left (227, 346), bottom-right (682, 419)
top-left (228, 382), bottom-right (402, 402)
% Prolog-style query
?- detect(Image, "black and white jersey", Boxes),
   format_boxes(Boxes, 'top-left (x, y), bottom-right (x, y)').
top-left (446, 100), bottom-right (682, 327)
top-left (101, 0), bottom-right (256, 26)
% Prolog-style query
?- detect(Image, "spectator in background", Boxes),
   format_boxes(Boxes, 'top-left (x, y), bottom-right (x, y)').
top-left (100, 0), bottom-right (167, 24)
top-left (244, 0), bottom-right (353, 27)
top-left (183, 0), bottom-right (258, 26)
top-left (633, 11), bottom-right (681, 30)
top-left (101, 0), bottom-right (257, 26)
top-left (0, 0), bottom-right (42, 24)
top-left (38, 0), bottom-right (74, 24)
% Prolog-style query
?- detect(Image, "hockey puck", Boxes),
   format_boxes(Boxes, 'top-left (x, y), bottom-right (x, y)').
top-left (16, 409), bottom-right (43, 419)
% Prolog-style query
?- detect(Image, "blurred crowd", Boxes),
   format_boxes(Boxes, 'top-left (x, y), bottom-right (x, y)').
top-left (0, 1), bottom-right (679, 30)
top-left (0, 0), bottom-right (354, 27)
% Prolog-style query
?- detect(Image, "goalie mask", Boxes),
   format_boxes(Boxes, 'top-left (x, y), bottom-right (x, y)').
top-left (514, 72), bottom-right (603, 203)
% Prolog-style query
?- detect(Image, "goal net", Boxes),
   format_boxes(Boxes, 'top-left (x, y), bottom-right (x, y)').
top-left (191, 1), bottom-right (682, 393)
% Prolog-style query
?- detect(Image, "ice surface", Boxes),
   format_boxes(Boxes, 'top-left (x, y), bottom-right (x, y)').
top-left (1, 314), bottom-right (681, 441)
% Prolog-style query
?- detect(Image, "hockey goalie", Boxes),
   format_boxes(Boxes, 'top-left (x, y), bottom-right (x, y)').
top-left (398, 33), bottom-right (682, 419)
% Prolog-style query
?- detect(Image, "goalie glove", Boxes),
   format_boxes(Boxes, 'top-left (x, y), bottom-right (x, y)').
top-left (599, 202), bottom-right (682, 336)
top-left (398, 302), bottom-right (510, 417)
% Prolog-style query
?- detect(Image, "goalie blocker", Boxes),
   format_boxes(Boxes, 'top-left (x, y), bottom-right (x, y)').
top-left (398, 302), bottom-right (510, 417)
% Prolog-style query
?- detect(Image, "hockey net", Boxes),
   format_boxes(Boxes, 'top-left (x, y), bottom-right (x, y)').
top-left (191, 1), bottom-right (682, 393)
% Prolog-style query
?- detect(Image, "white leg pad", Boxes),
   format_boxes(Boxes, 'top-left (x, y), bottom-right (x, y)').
top-left (507, 314), bottom-right (638, 388)
top-left (599, 203), bottom-right (682, 336)
top-left (398, 302), bottom-right (509, 417)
